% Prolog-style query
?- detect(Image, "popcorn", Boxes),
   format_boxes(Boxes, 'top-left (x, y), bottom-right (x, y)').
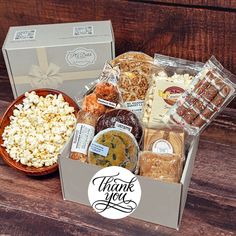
top-left (2, 91), bottom-right (77, 168)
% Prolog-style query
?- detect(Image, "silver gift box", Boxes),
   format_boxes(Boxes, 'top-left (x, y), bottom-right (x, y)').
top-left (2, 20), bottom-right (115, 99)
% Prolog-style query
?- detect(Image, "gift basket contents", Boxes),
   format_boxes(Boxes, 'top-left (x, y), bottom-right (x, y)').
top-left (67, 52), bottom-right (236, 184)
top-left (1, 51), bottom-right (236, 182)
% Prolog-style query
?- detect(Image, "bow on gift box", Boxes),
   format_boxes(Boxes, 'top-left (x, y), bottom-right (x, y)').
top-left (28, 48), bottom-right (63, 88)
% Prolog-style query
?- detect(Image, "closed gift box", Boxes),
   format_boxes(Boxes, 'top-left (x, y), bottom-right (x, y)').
top-left (2, 20), bottom-right (115, 99)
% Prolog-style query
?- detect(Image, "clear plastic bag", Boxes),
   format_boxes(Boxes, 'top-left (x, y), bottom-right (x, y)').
top-left (110, 51), bottom-right (154, 116)
top-left (77, 62), bottom-right (123, 116)
top-left (138, 124), bottom-right (186, 183)
top-left (142, 54), bottom-right (204, 126)
top-left (163, 56), bottom-right (236, 135)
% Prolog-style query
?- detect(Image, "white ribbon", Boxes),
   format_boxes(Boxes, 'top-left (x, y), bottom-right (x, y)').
top-left (28, 48), bottom-right (62, 89)
top-left (29, 63), bottom-right (62, 88)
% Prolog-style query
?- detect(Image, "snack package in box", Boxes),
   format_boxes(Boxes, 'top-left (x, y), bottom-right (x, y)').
top-left (163, 56), bottom-right (236, 135)
top-left (139, 125), bottom-right (186, 183)
top-left (88, 107), bottom-right (143, 173)
top-left (70, 63), bottom-right (123, 162)
top-left (142, 54), bottom-right (203, 126)
top-left (111, 51), bottom-right (154, 116)
top-left (77, 62), bottom-right (123, 116)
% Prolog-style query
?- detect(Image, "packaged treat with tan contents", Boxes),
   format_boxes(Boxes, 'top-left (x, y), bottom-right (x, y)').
top-left (164, 56), bottom-right (236, 135)
top-left (77, 63), bottom-right (123, 116)
top-left (88, 128), bottom-right (139, 172)
top-left (139, 152), bottom-right (182, 183)
top-left (143, 54), bottom-right (203, 126)
top-left (111, 51), bottom-right (153, 116)
top-left (70, 111), bottom-right (99, 162)
top-left (143, 126), bottom-right (185, 158)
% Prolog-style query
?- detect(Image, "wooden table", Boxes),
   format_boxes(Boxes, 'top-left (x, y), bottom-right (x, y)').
top-left (0, 102), bottom-right (235, 236)
top-left (0, 0), bottom-right (236, 235)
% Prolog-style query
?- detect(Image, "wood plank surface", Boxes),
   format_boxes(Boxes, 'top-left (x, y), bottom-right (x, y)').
top-left (140, 0), bottom-right (236, 9)
top-left (0, 102), bottom-right (235, 235)
top-left (0, 0), bottom-right (236, 109)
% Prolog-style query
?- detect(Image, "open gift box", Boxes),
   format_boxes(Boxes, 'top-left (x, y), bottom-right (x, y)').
top-left (58, 134), bottom-right (199, 230)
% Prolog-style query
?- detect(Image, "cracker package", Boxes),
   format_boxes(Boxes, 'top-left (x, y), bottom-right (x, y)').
top-left (164, 56), bottom-right (236, 135)
top-left (111, 51), bottom-right (153, 116)
top-left (139, 125), bottom-right (185, 183)
top-left (142, 54), bottom-right (203, 126)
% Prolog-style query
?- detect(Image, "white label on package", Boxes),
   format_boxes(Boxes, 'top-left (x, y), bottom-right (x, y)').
top-left (89, 142), bottom-right (109, 157)
top-left (73, 26), bottom-right (94, 36)
top-left (152, 139), bottom-right (173, 154)
top-left (125, 100), bottom-right (144, 112)
top-left (114, 121), bottom-right (132, 133)
top-left (97, 98), bottom-right (117, 108)
top-left (13, 29), bottom-right (36, 41)
top-left (71, 123), bottom-right (95, 154)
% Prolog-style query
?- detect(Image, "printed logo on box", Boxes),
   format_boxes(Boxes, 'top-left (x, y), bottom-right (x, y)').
top-left (88, 166), bottom-right (141, 219)
top-left (65, 47), bottom-right (97, 68)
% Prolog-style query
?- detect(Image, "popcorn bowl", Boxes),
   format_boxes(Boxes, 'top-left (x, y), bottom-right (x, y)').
top-left (0, 89), bottom-right (79, 176)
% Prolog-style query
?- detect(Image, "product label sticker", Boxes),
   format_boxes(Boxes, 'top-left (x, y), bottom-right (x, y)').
top-left (152, 139), bottom-right (174, 154)
top-left (71, 123), bottom-right (95, 154)
top-left (88, 166), bottom-right (141, 219)
top-left (73, 25), bottom-right (94, 36)
top-left (125, 100), bottom-right (144, 117)
top-left (97, 98), bottom-right (116, 108)
top-left (114, 121), bottom-right (132, 133)
top-left (89, 142), bottom-right (109, 157)
top-left (13, 29), bottom-right (36, 41)
top-left (65, 47), bottom-right (97, 68)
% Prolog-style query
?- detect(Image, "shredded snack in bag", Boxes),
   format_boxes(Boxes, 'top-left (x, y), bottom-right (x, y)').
top-left (143, 54), bottom-right (203, 126)
top-left (77, 63), bottom-right (123, 116)
top-left (111, 51), bottom-right (153, 116)
top-left (164, 56), bottom-right (236, 135)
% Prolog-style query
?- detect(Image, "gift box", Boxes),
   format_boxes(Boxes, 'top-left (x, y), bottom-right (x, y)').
top-left (58, 135), bottom-right (199, 230)
top-left (2, 21), bottom-right (115, 99)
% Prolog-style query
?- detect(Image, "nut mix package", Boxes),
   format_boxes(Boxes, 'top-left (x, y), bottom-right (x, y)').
top-left (163, 56), bottom-right (236, 135)
top-left (111, 51), bottom-right (154, 116)
top-left (142, 54), bottom-right (203, 126)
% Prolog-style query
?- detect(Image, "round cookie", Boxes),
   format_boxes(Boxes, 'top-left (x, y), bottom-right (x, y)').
top-left (95, 109), bottom-right (143, 144)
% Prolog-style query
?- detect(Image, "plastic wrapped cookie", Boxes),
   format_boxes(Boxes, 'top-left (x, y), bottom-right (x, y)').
top-left (95, 109), bottom-right (143, 145)
top-left (88, 128), bottom-right (139, 172)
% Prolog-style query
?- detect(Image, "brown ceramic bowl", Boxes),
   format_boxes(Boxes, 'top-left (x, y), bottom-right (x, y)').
top-left (0, 89), bottom-right (79, 176)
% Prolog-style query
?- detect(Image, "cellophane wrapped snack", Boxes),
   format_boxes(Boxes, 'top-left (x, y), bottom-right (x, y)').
top-left (139, 125), bottom-right (186, 183)
top-left (70, 63), bottom-right (123, 162)
top-left (77, 62), bottom-right (123, 116)
top-left (163, 56), bottom-right (236, 135)
top-left (111, 51), bottom-right (154, 116)
top-left (142, 54), bottom-right (203, 127)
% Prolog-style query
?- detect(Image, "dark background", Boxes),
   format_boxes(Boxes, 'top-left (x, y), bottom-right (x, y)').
top-left (0, 0), bottom-right (236, 110)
